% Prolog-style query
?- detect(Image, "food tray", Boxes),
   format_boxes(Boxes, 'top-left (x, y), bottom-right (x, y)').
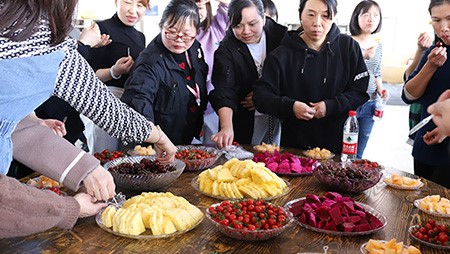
top-left (285, 198), bottom-right (387, 236)
top-left (360, 240), bottom-right (409, 254)
top-left (409, 225), bottom-right (450, 250)
top-left (191, 176), bottom-right (290, 201)
top-left (413, 199), bottom-right (450, 218)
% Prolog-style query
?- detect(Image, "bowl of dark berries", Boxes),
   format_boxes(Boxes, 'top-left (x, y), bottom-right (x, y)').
top-left (175, 145), bottom-right (222, 171)
top-left (313, 161), bottom-right (382, 193)
top-left (104, 156), bottom-right (185, 191)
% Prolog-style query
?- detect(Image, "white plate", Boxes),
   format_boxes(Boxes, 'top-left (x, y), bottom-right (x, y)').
top-left (413, 199), bottom-right (450, 218)
top-left (360, 240), bottom-right (409, 254)
top-left (285, 197), bottom-right (387, 236)
top-left (95, 207), bottom-right (203, 239)
top-left (191, 176), bottom-right (290, 201)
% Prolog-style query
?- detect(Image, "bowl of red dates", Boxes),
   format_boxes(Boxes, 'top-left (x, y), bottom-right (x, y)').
top-left (175, 145), bottom-right (221, 171)
top-left (104, 156), bottom-right (185, 191)
top-left (409, 219), bottom-right (450, 250)
top-left (313, 161), bottom-right (382, 193)
top-left (94, 149), bottom-right (126, 165)
top-left (206, 199), bottom-right (292, 241)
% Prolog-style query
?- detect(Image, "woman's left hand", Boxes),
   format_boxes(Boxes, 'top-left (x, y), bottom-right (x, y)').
top-left (310, 101), bottom-right (327, 119)
top-left (240, 92), bottom-right (255, 111)
top-left (40, 119), bottom-right (66, 137)
top-left (423, 127), bottom-right (447, 145)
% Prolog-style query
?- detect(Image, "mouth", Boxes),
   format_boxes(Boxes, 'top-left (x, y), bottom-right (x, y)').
top-left (126, 16), bottom-right (138, 23)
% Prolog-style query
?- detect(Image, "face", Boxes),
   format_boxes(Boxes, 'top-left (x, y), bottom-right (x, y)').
top-left (431, 3), bottom-right (450, 45)
top-left (115, 0), bottom-right (147, 26)
top-left (300, 0), bottom-right (334, 44)
top-left (162, 18), bottom-right (197, 54)
top-left (196, 0), bottom-right (209, 23)
top-left (232, 6), bottom-right (266, 44)
top-left (358, 6), bottom-right (381, 35)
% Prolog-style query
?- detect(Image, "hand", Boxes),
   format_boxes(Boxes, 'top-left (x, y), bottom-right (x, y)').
top-left (211, 128), bottom-right (234, 148)
top-left (153, 130), bottom-right (177, 165)
top-left (79, 23), bottom-right (112, 48)
top-left (426, 46), bottom-right (447, 68)
top-left (423, 127), bottom-right (447, 145)
top-left (377, 89), bottom-right (389, 99)
top-left (83, 166), bottom-right (116, 201)
top-left (240, 92), bottom-right (255, 111)
top-left (40, 119), bottom-right (66, 137)
top-left (293, 101), bottom-right (316, 120)
top-left (363, 46), bottom-right (376, 60)
top-left (428, 90), bottom-right (450, 136)
top-left (417, 32), bottom-right (432, 51)
top-left (309, 101), bottom-right (326, 119)
top-left (113, 56), bottom-right (134, 76)
top-left (73, 193), bottom-right (108, 218)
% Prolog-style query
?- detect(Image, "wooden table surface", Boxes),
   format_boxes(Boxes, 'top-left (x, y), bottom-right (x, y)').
top-left (1, 148), bottom-right (449, 254)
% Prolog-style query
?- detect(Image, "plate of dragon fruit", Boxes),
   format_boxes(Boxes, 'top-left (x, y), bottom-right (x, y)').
top-left (285, 192), bottom-right (387, 236)
top-left (253, 151), bottom-right (319, 176)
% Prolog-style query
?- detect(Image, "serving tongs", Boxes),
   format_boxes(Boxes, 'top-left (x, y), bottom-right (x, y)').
top-left (408, 114), bottom-right (433, 136)
top-left (105, 192), bottom-right (126, 208)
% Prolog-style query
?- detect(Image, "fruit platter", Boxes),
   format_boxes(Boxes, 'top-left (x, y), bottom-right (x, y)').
top-left (409, 219), bottom-right (450, 250)
top-left (313, 161), bottom-right (382, 193)
top-left (285, 192), bottom-right (387, 236)
top-left (206, 199), bottom-right (292, 241)
top-left (26, 175), bottom-right (66, 196)
top-left (252, 151), bottom-right (318, 176)
top-left (128, 144), bottom-right (156, 156)
top-left (360, 239), bottom-right (420, 254)
top-left (104, 156), bottom-right (185, 191)
top-left (414, 195), bottom-right (450, 217)
top-left (175, 145), bottom-right (221, 171)
top-left (94, 149), bottom-right (126, 165)
top-left (253, 143), bottom-right (281, 154)
top-left (96, 192), bottom-right (204, 239)
top-left (384, 172), bottom-right (423, 190)
top-left (303, 147), bottom-right (334, 160)
top-left (193, 158), bottom-right (290, 200)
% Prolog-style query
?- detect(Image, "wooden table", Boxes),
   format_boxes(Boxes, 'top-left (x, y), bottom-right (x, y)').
top-left (1, 148), bottom-right (449, 254)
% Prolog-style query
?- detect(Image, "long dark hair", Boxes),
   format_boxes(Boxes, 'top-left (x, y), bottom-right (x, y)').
top-left (349, 0), bottom-right (382, 36)
top-left (228, 0), bottom-right (264, 28)
top-left (159, 0), bottom-right (200, 30)
top-left (298, 0), bottom-right (337, 21)
top-left (195, 0), bottom-right (213, 30)
top-left (0, 0), bottom-right (77, 45)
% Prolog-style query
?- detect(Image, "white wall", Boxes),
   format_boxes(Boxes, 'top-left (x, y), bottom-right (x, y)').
top-left (77, 0), bottom-right (433, 64)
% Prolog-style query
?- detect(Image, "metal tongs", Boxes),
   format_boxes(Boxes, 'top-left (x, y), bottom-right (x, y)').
top-left (408, 114), bottom-right (433, 136)
top-left (105, 192), bottom-right (126, 208)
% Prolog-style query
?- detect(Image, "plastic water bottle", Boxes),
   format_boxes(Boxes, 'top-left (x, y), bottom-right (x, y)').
top-left (373, 91), bottom-right (388, 121)
top-left (341, 110), bottom-right (359, 162)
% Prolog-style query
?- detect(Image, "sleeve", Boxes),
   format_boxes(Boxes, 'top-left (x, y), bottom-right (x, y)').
top-left (52, 46), bottom-right (153, 144)
top-left (12, 114), bottom-right (99, 191)
top-left (212, 3), bottom-right (229, 36)
top-left (76, 41), bottom-right (91, 61)
top-left (121, 63), bottom-right (162, 122)
top-left (0, 174), bottom-right (80, 238)
top-left (209, 46), bottom-right (241, 112)
top-left (253, 52), bottom-right (297, 119)
top-left (323, 40), bottom-right (370, 116)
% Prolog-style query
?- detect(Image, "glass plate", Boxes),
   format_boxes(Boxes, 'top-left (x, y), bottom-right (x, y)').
top-left (285, 198), bottom-right (387, 236)
top-left (95, 209), bottom-right (203, 239)
top-left (384, 180), bottom-right (424, 190)
top-left (302, 151), bottom-right (335, 160)
top-left (360, 241), bottom-right (409, 254)
top-left (275, 171), bottom-right (313, 177)
top-left (413, 199), bottom-right (450, 218)
top-left (409, 225), bottom-right (450, 250)
top-left (25, 177), bottom-right (67, 196)
top-left (191, 176), bottom-right (290, 201)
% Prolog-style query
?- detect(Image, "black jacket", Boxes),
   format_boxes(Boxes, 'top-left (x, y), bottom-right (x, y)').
top-left (209, 17), bottom-right (287, 144)
top-left (253, 24), bottom-right (369, 153)
top-left (121, 34), bottom-right (208, 145)
top-left (89, 14), bottom-right (146, 88)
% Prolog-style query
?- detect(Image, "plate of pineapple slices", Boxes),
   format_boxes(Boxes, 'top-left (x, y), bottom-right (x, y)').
top-left (192, 158), bottom-right (290, 201)
top-left (360, 239), bottom-right (420, 254)
top-left (383, 172), bottom-right (423, 190)
top-left (96, 192), bottom-right (204, 239)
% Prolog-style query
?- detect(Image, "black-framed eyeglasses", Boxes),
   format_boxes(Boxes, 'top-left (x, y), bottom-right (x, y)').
top-left (164, 31), bottom-right (196, 43)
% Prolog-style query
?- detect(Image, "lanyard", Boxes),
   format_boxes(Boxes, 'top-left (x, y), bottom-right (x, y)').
top-left (186, 83), bottom-right (201, 106)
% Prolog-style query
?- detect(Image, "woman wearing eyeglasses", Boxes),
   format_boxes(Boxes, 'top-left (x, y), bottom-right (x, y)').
top-left (122, 0), bottom-right (208, 145)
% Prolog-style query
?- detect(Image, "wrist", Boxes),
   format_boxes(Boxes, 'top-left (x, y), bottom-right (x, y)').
top-left (109, 65), bottom-right (122, 80)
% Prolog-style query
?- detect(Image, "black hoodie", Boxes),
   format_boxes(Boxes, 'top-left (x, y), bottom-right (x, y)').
top-left (253, 24), bottom-right (369, 154)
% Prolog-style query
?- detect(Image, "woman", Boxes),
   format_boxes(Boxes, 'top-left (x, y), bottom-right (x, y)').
top-left (349, 0), bottom-right (388, 158)
top-left (253, 0), bottom-right (369, 154)
top-left (0, 0), bottom-right (176, 236)
top-left (209, 0), bottom-right (287, 148)
top-left (194, 0), bottom-right (230, 145)
top-left (122, 0), bottom-right (208, 145)
top-left (86, 0), bottom-right (149, 153)
top-left (402, 0), bottom-right (450, 188)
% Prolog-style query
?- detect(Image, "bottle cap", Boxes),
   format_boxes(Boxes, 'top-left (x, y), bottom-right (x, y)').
top-left (348, 110), bottom-right (357, 116)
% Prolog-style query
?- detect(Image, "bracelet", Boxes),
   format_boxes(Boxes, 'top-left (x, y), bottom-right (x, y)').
top-left (154, 125), bottom-right (164, 144)
top-left (109, 65), bottom-right (122, 80)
